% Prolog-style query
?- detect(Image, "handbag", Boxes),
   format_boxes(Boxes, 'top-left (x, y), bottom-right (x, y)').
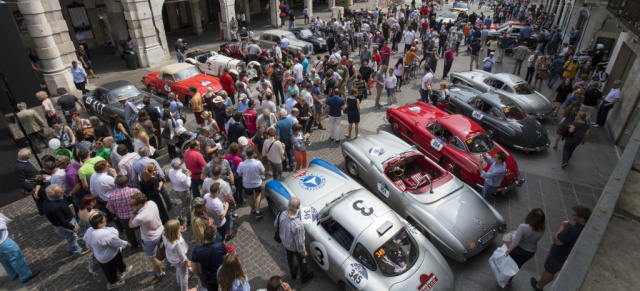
top-left (161, 119), bottom-right (173, 140)
top-left (274, 211), bottom-right (282, 243)
top-left (113, 125), bottom-right (127, 142)
top-left (155, 239), bottom-right (166, 261)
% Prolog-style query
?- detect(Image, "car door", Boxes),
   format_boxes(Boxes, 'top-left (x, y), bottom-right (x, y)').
top-left (313, 217), bottom-right (353, 281)
top-left (159, 72), bottom-right (174, 95)
top-left (417, 121), bottom-right (444, 162)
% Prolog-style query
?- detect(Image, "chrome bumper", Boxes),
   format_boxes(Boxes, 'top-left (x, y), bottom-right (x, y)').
top-left (512, 142), bottom-right (549, 152)
top-left (476, 176), bottom-right (525, 196)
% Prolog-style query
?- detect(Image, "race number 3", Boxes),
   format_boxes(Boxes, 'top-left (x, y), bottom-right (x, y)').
top-left (352, 200), bottom-right (373, 216)
top-left (310, 242), bottom-right (329, 270)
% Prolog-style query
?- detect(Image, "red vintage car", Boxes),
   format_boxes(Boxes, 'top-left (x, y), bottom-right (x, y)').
top-left (490, 21), bottom-right (524, 30)
top-left (219, 41), bottom-right (270, 66)
top-left (386, 102), bottom-right (524, 195)
top-left (142, 63), bottom-right (222, 103)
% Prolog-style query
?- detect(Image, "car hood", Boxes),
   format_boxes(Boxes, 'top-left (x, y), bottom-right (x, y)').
top-left (346, 131), bottom-right (413, 169)
top-left (289, 39), bottom-right (313, 48)
top-left (390, 251), bottom-right (454, 291)
top-left (282, 159), bottom-right (355, 207)
top-left (436, 186), bottom-right (500, 242)
top-left (178, 75), bottom-right (222, 95)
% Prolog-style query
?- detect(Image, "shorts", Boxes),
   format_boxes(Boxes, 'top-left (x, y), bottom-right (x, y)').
top-left (543, 252), bottom-right (564, 274)
top-left (194, 111), bottom-right (204, 124)
top-left (243, 186), bottom-right (262, 196)
top-left (142, 236), bottom-right (162, 258)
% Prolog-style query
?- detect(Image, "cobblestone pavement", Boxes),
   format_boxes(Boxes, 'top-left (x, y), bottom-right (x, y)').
top-left (0, 2), bottom-right (617, 291)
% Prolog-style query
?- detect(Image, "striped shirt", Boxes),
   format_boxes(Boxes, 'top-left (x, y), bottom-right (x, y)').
top-left (274, 212), bottom-right (306, 253)
top-left (106, 187), bottom-right (139, 219)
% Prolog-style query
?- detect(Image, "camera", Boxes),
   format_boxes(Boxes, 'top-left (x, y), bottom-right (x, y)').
top-left (305, 139), bottom-right (312, 147)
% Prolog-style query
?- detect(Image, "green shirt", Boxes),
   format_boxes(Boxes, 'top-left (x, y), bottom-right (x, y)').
top-left (96, 147), bottom-right (111, 163)
top-left (336, 65), bottom-right (349, 83)
top-left (78, 157), bottom-right (105, 182)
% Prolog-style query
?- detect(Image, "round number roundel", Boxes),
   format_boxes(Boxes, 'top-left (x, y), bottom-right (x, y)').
top-left (310, 242), bottom-right (329, 271)
top-left (164, 84), bottom-right (171, 92)
top-left (344, 262), bottom-right (369, 290)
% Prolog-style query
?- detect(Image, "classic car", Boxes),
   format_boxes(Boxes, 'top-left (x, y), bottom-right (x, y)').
top-left (449, 70), bottom-right (554, 119)
top-left (83, 80), bottom-right (164, 122)
top-left (264, 159), bottom-right (454, 291)
top-left (341, 132), bottom-right (507, 262)
top-left (218, 41), bottom-right (271, 66)
top-left (489, 21), bottom-right (524, 30)
top-left (254, 29), bottom-right (314, 56)
top-left (452, 1), bottom-right (470, 12)
top-left (439, 85), bottom-right (550, 152)
top-left (487, 25), bottom-right (537, 49)
top-left (184, 50), bottom-right (263, 80)
top-left (142, 63), bottom-right (222, 103)
top-left (386, 102), bottom-right (524, 195)
top-left (291, 28), bottom-right (328, 52)
top-left (436, 10), bottom-right (460, 24)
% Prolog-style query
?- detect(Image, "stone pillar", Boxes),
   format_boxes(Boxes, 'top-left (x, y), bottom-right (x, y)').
top-left (150, 0), bottom-right (170, 57)
top-left (558, 2), bottom-right (569, 30)
top-left (329, 0), bottom-right (335, 10)
top-left (553, 0), bottom-right (563, 25)
top-left (304, 0), bottom-right (313, 19)
top-left (190, 0), bottom-right (203, 35)
top-left (243, 0), bottom-right (251, 24)
top-left (105, 0), bottom-right (129, 53)
top-left (220, 0), bottom-right (236, 40)
top-left (122, 0), bottom-right (166, 67)
top-left (270, 0), bottom-right (281, 28)
top-left (17, 0), bottom-right (75, 94)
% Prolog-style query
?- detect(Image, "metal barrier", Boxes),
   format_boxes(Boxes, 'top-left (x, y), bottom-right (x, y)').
top-left (550, 123), bottom-right (640, 290)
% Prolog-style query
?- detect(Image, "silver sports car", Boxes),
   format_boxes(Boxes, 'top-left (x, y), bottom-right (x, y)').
top-left (449, 70), bottom-right (554, 119)
top-left (264, 159), bottom-right (454, 291)
top-left (341, 131), bottom-right (507, 262)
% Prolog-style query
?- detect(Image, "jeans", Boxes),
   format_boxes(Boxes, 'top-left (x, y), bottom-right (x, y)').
top-left (0, 238), bottom-right (33, 282)
top-left (282, 139), bottom-right (295, 170)
top-left (482, 184), bottom-right (498, 201)
top-left (74, 81), bottom-right (88, 94)
top-left (176, 52), bottom-right (185, 63)
top-left (596, 103), bottom-right (613, 126)
top-left (547, 73), bottom-right (560, 87)
top-left (443, 64), bottom-right (452, 78)
top-left (174, 190), bottom-right (192, 223)
top-left (286, 249), bottom-right (313, 281)
top-left (234, 177), bottom-right (244, 207)
top-left (289, 21), bottom-right (295, 30)
top-left (329, 116), bottom-right (341, 141)
top-left (190, 178), bottom-right (203, 199)
top-left (53, 218), bottom-right (82, 256)
top-left (305, 108), bottom-right (315, 133)
top-left (420, 88), bottom-right (429, 103)
top-left (470, 55), bottom-right (479, 70)
top-left (562, 140), bottom-right (581, 164)
top-left (386, 88), bottom-right (394, 105)
top-left (269, 161), bottom-right (283, 181)
top-left (525, 67), bottom-right (536, 83)
top-left (273, 84), bottom-right (285, 106)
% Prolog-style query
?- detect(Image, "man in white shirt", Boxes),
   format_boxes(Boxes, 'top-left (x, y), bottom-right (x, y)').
top-left (594, 80), bottom-right (622, 127)
top-left (203, 182), bottom-right (229, 240)
top-left (285, 92), bottom-right (299, 115)
top-left (280, 36), bottom-right (290, 49)
top-left (287, 108), bottom-right (299, 125)
top-left (404, 28), bottom-right (415, 53)
top-left (275, 42), bottom-right (283, 62)
top-left (256, 74), bottom-right (272, 102)
top-left (236, 147), bottom-right (265, 218)
top-left (292, 59), bottom-right (304, 85)
top-left (202, 165), bottom-right (235, 239)
top-left (168, 158), bottom-right (192, 223)
top-left (421, 65), bottom-right (434, 103)
top-left (70, 61), bottom-right (88, 94)
top-left (89, 160), bottom-right (117, 201)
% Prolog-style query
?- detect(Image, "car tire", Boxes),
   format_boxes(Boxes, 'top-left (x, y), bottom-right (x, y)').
top-left (267, 197), bottom-right (280, 216)
top-left (345, 158), bottom-right (359, 177)
top-left (391, 118), bottom-right (402, 135)
top-left (406, 217), bottom-right (432, 241)
top-left (149, 85), bottom-right (158, 95)
top-left (440, 157), bottom-right (461, 178)
top-left (339, 281), bottom-right (355, 291)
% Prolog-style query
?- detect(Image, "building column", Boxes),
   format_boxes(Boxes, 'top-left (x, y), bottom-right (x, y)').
top-left (220, 0), bottom-right (236, 40)
top-left (190, 0), bottom-right (204, 35)
top-left (328, 0), bottom-right (335, 10)
top-left (105, 0), bottom-right (129, 53)
top-left (243, 0), bottom-right (251, 24)
top-left (558, 2), bottom-right (570, 31)
top-left (270, 0), bottom-right (281, 28)
top-left (305, 0), bottom-right (313, 19)
top-left (150, 0), bottom-right (169, 57)
top-left (553, 0), bottom-right (563, 25)
top-left (17, 0), bottom-right (75, 94)
top-left (121, 0), bottom-right (166, 67)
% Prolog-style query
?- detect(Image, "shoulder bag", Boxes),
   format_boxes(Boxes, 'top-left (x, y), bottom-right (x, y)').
top-left (267, 139), bottom-right (285, 162)
top-left (274, 211), bottom-right (283, 243)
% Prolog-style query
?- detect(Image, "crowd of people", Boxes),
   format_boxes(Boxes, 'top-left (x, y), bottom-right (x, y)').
top-left (3, 0), bottom-right (622, 290)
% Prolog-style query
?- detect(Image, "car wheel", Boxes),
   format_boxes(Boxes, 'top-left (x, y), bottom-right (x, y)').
top-left (406, 217), bottom-right (431, 241)
top-left (149, 85), bottom-right (158, 95)
top-left (440, 157), bottom-right (461, 178)
top-left (391, 118), bottom-right (402, 135)
top-left (346, 158), bottom-right (359, 177)
top-left (268, 197), bottom-right (279, 216)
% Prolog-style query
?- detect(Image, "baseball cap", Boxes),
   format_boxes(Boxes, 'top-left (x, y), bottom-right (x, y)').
top-left (238, 136), bottom-right (249, 147)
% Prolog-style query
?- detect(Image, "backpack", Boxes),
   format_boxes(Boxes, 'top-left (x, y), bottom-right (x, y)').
top-left (226, 154), bottom-right (242, 180)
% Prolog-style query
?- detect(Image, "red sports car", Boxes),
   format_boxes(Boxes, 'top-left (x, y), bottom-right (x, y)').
top-left (219, 41), bottom-right (270, 66)
top-left (386, 102), bottom-right (524, 195)
top-left (142, 63), bottom-right (222, 103)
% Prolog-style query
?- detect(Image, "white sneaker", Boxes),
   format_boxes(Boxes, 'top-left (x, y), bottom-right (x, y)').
top-left (107, 280), bottom-right (125, 289)
top-left (590, 122), bottom-right (597, 125)
top-left (593, 124), bottom-right (600, 128)
top-left (119, 265), bottom-right (132, 280)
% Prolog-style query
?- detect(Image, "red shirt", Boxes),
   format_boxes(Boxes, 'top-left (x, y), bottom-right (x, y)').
top-left (242, 109), bottom-right (258, 133)
top-left (422, 8), bottom-right (429, 16)
top-left (374, 53), bottom-right (381, 64)
top-left (184, 148), bottom-right (206, 179)
top-left (421, 21), bottom-right (428, 30)
top-left (380, 45), bottom-right (391, 61)
top-left (220, 73), bottom-right (235, 94)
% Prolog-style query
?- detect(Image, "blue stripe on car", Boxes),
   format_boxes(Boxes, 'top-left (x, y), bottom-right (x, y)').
top-left (265, 180), bottom-right (291, 200)
top-left (309, 159), bottom-right (347, 179)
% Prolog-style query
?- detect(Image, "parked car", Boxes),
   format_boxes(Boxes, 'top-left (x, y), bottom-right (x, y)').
top-left (218, 41), bottom-right (271, 66)
top-left (436, 10), bottom-right (460, 24)
top-left (489, 21), bottom-right (524, 30)
top-left (142, 63), bottom-right (222, 103)
top-left (83, 80), bottom-right (164, 122)
top-left (452, 1), bottom-right (470, 12)
top-left (488, 25), bottom-right (537, 49)
top-left (254, 29), bottom-right (314, 56)
top-left (440, 85), bottom-right (550, 152)
top-left (341, 131), bottom-right (507, 262)
top-left (386, 102), bottom-right (524, 195)
top-left (264, 159), bottom-right (454, 291)
top-left (185, 50), bottom-right (263, 80)
top-left (291, 28), bottom-right (328, 52)
top-left (449, 70), bottom-right (554, 119)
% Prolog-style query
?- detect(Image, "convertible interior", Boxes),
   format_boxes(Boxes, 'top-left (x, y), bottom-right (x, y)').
top-left (384, 154), bottom-right (447, 194)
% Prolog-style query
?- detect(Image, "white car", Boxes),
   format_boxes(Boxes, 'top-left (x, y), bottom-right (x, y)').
top-left (185, 50), bottom-right (263, 80)
top-left (265, 159), bottom-right (454, 291)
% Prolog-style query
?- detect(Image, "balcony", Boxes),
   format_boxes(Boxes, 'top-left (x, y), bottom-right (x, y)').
top-left (607, 0), bottom-right (640, 37)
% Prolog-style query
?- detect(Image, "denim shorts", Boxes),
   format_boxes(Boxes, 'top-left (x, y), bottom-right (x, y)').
top-left (142, 236), bottom-right (162, 258)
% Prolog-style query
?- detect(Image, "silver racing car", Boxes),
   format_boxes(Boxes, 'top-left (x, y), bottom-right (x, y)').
top-left (264, 159), bottom-right (454, 291)
top-left (341, 131), bottom-right (507, 262)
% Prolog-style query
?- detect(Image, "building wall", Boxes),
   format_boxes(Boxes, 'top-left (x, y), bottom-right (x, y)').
top-left (603, 31), bottom-right (640, 143)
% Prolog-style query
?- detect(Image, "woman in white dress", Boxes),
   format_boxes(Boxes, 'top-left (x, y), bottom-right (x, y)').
top-left (131, 123), bottom-right (155, 156)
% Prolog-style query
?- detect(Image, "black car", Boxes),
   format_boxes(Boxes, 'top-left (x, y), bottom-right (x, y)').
top-left (290, 28), bottom-right (328, 52)
top-left (83, 80), bottom-right (165, 122)
top-left (437, 85), bottom-right (549, 152)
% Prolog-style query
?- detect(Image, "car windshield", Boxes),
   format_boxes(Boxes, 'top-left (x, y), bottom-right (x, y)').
top-left (299, 29), bottom-right (313, 38)
top-left (465, 134), bottom-right (495, 153)
top-left (453, 3), bottom-right (468, 9)
top-left (107, 85), bottom-right (142, 103)
top-left (441, 11), bottom-right (458, 18)
top-left (173, 67), bottom-right (201, 82)
top-left (504, 106), bottom-right (527, 121)
top-left (513, 82), bottom-right (536, 95)
top-left (373, 229), bottom-right (419, 276)
top-left (282, 32), bottom-right (298, 40)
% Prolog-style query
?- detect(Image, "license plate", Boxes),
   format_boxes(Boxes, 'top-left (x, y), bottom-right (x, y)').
top-left (479, 230), bottom-right (496, 245)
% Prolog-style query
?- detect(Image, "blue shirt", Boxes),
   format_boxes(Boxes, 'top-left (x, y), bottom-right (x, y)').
top-left (484, 18), bottom-right (492, 29)
top-left (480, 158), bottom-right (506, 187)
top-left (131, 156), bottom-right (164, 186)
top-left (522, 26), bottom-right (533, 38)
top-left (550, 223), bottom-right (584, 263)
top-left (237, 100), bottom-right (249, 113)
top-left (281, 38), bottom-right (290, 49)
top-left (302, 59), bottom-right (309, 72)
top-left (123, 101), bottom-right (139, 126)
top-left (191, 242), bottom-right (227, 282)
top-left (169, 100), bottom-right (184, 120)
top-left (275, 118), bottom-right (294, 140)
top-left (327, 96), bottom-right (345, 117)
top-left (71, 65), bottom-right (87, 83)
top-left (286, 85), bottom-right (299, 100)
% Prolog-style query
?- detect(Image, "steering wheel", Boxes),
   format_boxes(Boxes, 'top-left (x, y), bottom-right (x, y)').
top-left (432, 124), bottom-right (445, 139)
top-left (391, 160), bottom-right (406, 177)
